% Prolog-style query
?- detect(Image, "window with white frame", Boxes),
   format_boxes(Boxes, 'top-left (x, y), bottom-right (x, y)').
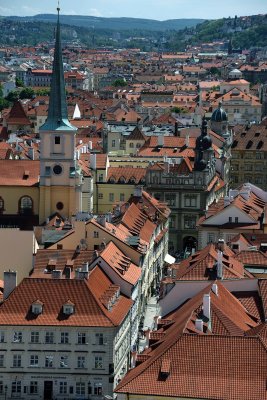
top-left (13, 355), bottom-right (22, 367)
top-left (93, 231), bottom-right (99, 238)
top-left (77, 332), bottom-right (86, 344)
top-left (45, 355), bottom-right (53, 368)
top-left (77, 356), bottom-right (85, 368)
top-left (11, 381), bottom-right (21, 394)
top-left (165, 193), bottom-right (176, 206)
top-left (98, 193), bottom-right (103, 199)
top-left (60, 332), bottom-right (69, 344)
top-left (184, 195), bottom-right (197, 207)
top-left (45, 332), bottom-right (54, 344)
top-left (0, 355), bottom-right (4, 367)
top-left (30, 381), bottom-right (38, 394)
top-left (59, 382), bottom-right (67, 394)
top-left (207, 232), bottom-right (215, 243)
top-left (60, 355), bottom-right (68, 368)
top-left (111, 140), bottom-right (116, 148)
top-left (76, 382), bottom-right (85, 395)
top-left (94, 356), bottom-right (103, 369)
top-left (120, 193), bottom-right (125, 202)
top-left (94, 382), bottom-right (103, 395)
top-left (184, 215), bottom-right (196, 229)
top-left (13, 331), bottom-right (22, 343)
top-left (30, 331), bottom-right (39, 343)
top-left (109, 193), bottom-right (114, 202)
top-left (95, 333), bottom-right (104, 345)
top-left (30, 355), bottom-right (39, 367)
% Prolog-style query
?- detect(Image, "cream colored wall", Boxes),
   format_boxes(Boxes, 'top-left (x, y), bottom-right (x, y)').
top-left (39, 186), bottom-right (77, 223)
top-left (95, 184), bottom-right (136, 213)
top-left (0, 186), bottom-right (39, 215)
top-left (0, 229), bottom-right (38, 283)
top-left (125, 140), bottom-right (145, 156)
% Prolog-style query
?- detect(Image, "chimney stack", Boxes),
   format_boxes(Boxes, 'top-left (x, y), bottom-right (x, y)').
top-left (96, 215), bottom-right (106, 228)
top-left (3, 270), bottom-right (17, 300)
top-left (217, 251), bottom-right (223, 279)
top-left (143, 328), bottom-right (151, 348)
top-left (134, 186), bottom-right (143, 198)
top-left (203, 294), bottom-right (211, 320)
top-left (195, 319), bottom-right (203, 332)
top-left (212, 283), bottom-right (218, 296)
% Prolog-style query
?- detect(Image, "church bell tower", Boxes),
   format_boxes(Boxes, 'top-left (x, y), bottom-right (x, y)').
top-left (39, 6), bottom-right (83, 223)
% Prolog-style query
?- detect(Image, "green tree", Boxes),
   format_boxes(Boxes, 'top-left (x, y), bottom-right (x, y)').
top-left (0, 98), bottom-right (9, 111)
top-left (5, 90), bottom-right (19, 102)
top-left (112, 78), bottom-right (127, 87)
top-left (19, 87), bottom-right (35, 99)
top-left (15, 77), bottom-right (24, 87)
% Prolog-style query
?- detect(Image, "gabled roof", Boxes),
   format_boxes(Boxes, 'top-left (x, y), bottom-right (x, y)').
top-left (171, 243), bottom-right (253, 281)
top-left (116, 283), bottom-right (265, 400)
top-left (98, 241), bottom-right (141, 285)
top-left (0, 272), bottom-right (132, 327)
top-left (127, 126), bottom-right (147, 141)
top-left (7, 100), bottom-right (31, 125)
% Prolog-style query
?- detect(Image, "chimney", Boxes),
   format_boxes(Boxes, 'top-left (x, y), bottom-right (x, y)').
top-left (75, 268), bottom-right (89, 280)
top-left (88, 141), bottom-right (93, 150)
top-left (131, 350), bottom-right (138, 368)
top-left (97, 215), bottom-right (106, 228)
top-left (185, 134), bottom-right (189, 147)
top-left (203, 294), bottom-right (210, 320)
top-left (143, 328), bottom-right (151, 348)
top-left (81, 262), bottom-right (89, 273)
top-left (114, 204), bottom-right (121, 217)
top-left (28, 147), bottom-right (34, 160)
top-left (218, 238), bottom-right (225, 252)
top-left (65, 267), bottom-right (71, 279)
top-left (157, 135), bottom-right (164, 147)
top-left (105, 212), bottom-right (112, 223)
top-left (153, 315), bottom-right (161, 330)
top-left (217, 250), bottom-right (223, 279)
top-left (3, 270), bottom-right (17, 300)
top-left (212, 283), bottom-right (218, 296)
top-left (174, 122), bottom-right (180, 137)
top-left (195, 319), bottom-right (203, 332)
top-left (134, 186), bottom-right (143, 198)
top-left (90, 153), bottom-right (97, 170)
top-left (52, 270), bottom-right (62, 279)
top-left (92, 250), bottom-right (99, 261)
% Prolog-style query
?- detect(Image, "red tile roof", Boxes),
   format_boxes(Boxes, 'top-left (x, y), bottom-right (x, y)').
top-left (0, 160), bottom-right (39, 186)
top-left (99, 241), bottom-right (141, 285)
top-left (0, 272), bottom-right (132, 327)
top-left (116, 283), bottom-right (265, 400)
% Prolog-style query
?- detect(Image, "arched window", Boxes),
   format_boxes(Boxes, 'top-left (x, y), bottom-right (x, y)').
top-left (19, 196), bottom-right (33, 215)
top-left (0, 197), bottom-right (4, 214)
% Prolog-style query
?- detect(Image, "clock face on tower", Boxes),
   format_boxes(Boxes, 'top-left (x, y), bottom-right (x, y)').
top-left (53, 164), bottom-right (63, 175)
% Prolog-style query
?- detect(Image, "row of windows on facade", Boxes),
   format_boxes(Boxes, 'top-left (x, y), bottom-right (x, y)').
top-left (0, 196), bottom-right (33, 214)
top-left (1, 331), bottom-right (106, 345)
top-left (231, 175), bottom-right (267, 184)
top-left (0, 380), bottom-right (103, 396)
top-left (154, 193), bottom-right (198, 207)
top-left (232, 152), bottom-right (266, 159)
top-left (0, 354), bottom-right (104, 369)
top-left (232, 163), bottom-right (267, 171)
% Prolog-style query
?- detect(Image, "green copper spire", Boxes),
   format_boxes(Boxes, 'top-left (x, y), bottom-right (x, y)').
top-left (40, 5), bottom-right (76, 131)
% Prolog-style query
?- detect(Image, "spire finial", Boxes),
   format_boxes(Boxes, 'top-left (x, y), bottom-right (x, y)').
top-left (57, 0), bottom-right (60, 15)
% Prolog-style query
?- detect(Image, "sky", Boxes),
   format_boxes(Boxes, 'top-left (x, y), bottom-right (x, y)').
top-left (0, 0), bottom-right (266, 21)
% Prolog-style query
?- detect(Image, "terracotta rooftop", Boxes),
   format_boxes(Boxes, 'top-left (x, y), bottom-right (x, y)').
top-left (0, 271), bottom-right (132, 327)
top-left (0, 160), bottom-right (39, 186)
top-left (116, 282), bottom-right (265, 400)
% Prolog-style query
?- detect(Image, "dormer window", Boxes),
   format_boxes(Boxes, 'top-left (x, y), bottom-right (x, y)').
top-left (63, 301), bottom-right (75, 315)
top-left (32, 301), bottom-right (43, 315)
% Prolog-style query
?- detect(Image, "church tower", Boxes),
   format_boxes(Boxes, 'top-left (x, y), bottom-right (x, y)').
top-left (39, 6), bottom-right (83, 223)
